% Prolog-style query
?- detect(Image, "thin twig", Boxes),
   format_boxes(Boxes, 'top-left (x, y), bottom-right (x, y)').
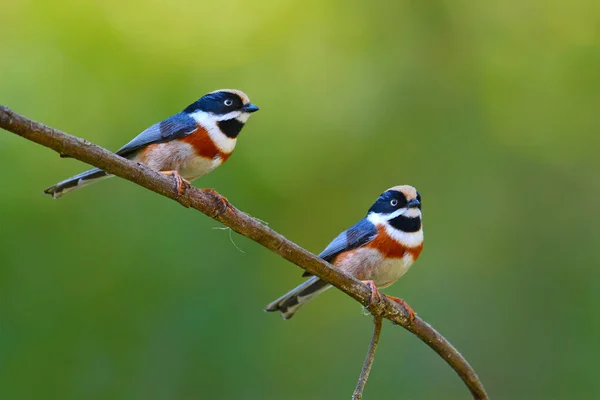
top-left (352, 316), bottom-right (383, 400)
top-left (0, 105), bottom-right (489, 399)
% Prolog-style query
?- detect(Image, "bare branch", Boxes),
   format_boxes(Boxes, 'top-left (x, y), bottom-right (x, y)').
top-left (352, 316), bottom-right (383, 400)
top-left (0, 105), bottom-right (489, 399)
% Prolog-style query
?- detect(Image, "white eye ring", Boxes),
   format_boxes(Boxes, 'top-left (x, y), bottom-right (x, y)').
top-left (224, 99), bottom-right (233, 106)
top-left (390, 199), bottom-right (398, 206)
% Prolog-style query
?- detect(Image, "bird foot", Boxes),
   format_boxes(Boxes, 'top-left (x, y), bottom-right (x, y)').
top-left (160, 170), bottom-right (190, 197)
top-left (385, 295), bottom-right (416, 322)
top-left (361, 281), bottom-right (415, 323)
top-left (202, 188), bottom-right (229, 214)
top-left (361, 280), bottom-right (384, 307)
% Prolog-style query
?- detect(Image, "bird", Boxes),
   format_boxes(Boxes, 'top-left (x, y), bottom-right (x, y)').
top-left (265, 185), bottom-right (424, 320)
top-left (44, 89), bottom-right (259, 199)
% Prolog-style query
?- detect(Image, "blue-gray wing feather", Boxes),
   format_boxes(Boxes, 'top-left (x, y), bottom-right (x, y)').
top-left (319, 218), bottom-right (377, 261)
top-left (302, 218), bottom-right (377, 277)
top-left (116, 112), bottom-right (197, 157)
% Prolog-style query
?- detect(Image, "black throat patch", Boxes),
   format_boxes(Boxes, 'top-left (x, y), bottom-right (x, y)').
top-left (389, 215), bottom-right (421, 233)
top-left (217, 119), bottom-right (245, 138)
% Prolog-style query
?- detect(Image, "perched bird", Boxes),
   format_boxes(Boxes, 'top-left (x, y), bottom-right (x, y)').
top-left (265, 185), bottom-right (424, 320)
top-left (44, 89), bottom-right (259, 199)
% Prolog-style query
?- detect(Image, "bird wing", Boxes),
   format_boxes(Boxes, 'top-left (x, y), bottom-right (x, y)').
top-left (116, 112), bottom-right (198, 157)
top-left (302, 218), bottom-right (377, 277)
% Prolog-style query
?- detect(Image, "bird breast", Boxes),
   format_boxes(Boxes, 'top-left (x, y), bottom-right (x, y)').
top-left (333, 247), bottom-right (416, 288)
top-left (132, 139), bottom-right (224, 181)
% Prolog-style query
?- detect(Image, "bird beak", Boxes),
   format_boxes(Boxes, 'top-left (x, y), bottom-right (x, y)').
top-left (407, 199), bottom-right (420, 208)
top-left (243, 104), bottom-right (259, 113)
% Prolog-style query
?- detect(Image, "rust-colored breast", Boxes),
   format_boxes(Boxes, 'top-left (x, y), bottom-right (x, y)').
top-left (407, 242), bottom-right (423, 260)
top-left (181, 124), bottom-right (232, 161)
top-left (366, 226), bottom-right (423, 260)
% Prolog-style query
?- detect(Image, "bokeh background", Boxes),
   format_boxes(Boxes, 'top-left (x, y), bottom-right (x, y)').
top-left (1, 1), bottom-right (599, 399)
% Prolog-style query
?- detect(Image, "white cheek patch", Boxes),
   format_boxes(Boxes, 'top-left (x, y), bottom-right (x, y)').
top-left (189, 110), bottom-right (212, 126)
top-left (367, 209), bottom-right (405, 225)
top-left (236, 113), bottom-right (251, 123)
top-left (367, 212), bottom-right (389, 226)
top-left (367, 208), bottom-right (421, 223)
top-left (215, 110), bottom-right (242, 121)
top-left (402, 208), bottom-right (421, 218)
top-left (386, 209), bottom-right (407, 220)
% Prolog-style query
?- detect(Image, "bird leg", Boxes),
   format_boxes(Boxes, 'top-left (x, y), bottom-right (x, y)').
top-left (361, 280), bottom-right (384, 307)
top-left (160, 170), bottom-right (190, 197)
top-left (361, 280), bottom-right (415, 322)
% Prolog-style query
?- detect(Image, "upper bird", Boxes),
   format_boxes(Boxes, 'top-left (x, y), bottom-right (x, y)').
top-left (265, 185), bottom-right (424, 320)
top-left (44, 89), bottom-right (259, 199)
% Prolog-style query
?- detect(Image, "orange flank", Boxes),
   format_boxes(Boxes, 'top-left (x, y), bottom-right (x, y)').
top-left (181, 124), bottom-right (232, 162)
top-left (137, 143), bottom-right (157, 164)
top-left (331, 251), bottom-right (353, 267)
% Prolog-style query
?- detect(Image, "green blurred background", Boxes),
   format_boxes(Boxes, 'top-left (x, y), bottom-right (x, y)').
top-left (1, 0), bottom-right (599, 399)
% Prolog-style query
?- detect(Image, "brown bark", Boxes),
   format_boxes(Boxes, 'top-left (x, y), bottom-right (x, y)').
top-left (0, 105), bottom-right (489, 399)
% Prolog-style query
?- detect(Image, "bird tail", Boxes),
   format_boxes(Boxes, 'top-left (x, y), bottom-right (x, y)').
top-left (43, 168), bottom-right (112, 199)
top-left (265, 276), bottom-right (331, 319)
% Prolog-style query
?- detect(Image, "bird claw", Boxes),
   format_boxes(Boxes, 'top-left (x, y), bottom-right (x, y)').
top-left (203, 188), bottom-right (229, 214)
top-left (361, 281), bottom-right (416, 323)
top-left (362, 280), bottom-right (384, 307)
top-left (160, 170), bottom-right (190, 197)
top-left (386, 295), bottom-right (416, 323)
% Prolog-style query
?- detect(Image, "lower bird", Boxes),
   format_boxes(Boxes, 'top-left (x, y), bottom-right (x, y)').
top-left (44, 89), bottom-right (259, 198)
top-left (265, 185), bottom-right (424, 320)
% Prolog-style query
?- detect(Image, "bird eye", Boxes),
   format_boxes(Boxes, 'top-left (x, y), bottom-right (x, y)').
top-left (390, 199), bottom-right (398, 207)
top-left (224, 99), bottom-right (233, 106)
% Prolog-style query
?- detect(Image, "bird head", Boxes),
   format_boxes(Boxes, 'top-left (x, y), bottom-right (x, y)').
top-left (184, 89), bottom-right (259, 138)
top-left (367, 185), bottom-right (422, 234)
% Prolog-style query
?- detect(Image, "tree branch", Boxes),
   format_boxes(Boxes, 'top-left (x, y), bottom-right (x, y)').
top-left (0, 105), bottom-right (488, 399)
top-left (352, 316), bottom-right (383, 400)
